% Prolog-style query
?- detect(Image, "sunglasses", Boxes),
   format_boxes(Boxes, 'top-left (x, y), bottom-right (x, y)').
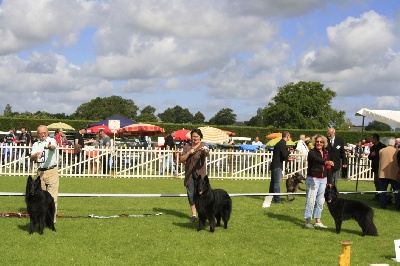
top-left (315, 140), bottom-right (324, 143)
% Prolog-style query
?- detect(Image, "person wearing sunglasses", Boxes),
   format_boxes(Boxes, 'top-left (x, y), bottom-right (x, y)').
top-left (304, 134), bottom-right (334, 229)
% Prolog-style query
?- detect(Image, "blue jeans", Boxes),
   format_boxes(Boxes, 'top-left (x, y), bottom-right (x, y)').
top-left (269, 168), bottom-right (282, 202)
top-left (160, 154), bottom-right (176, 176)
top-left (304, 177), bottom-right (327, 221)
top-left (379, 178), bottom-right (400, 209)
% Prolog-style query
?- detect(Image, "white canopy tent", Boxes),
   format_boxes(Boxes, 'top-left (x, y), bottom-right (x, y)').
top-left (355, 108), bottom-right (400, 128)
top-left (355, 108), bottom-right (400, 141)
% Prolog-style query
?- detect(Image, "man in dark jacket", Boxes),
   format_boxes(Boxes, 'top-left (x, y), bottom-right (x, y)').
top-left (368, 133), bottom-right (386, 200)
top-left (326, 128), bottom-right (347, 187)
top-left (269, 131), bottom-right (294, 203)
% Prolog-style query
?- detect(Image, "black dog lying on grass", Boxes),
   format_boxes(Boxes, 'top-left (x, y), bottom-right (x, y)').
top-left (324, 184), bottom-right (378, 236)
top-left (286, 172), bottom-right (306, 202)
top-left (25, 175), bottom-right (56, 235)
top-left (193, 173), bottom-right (232, 232)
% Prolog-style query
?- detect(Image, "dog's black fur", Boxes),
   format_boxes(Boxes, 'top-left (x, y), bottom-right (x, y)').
top-left (193, 173), bottom-right (232, 232)
top-left (324, 184), bottom-right (378, 236)
top-left (25, 175), bottom-right (56, 234)
top-left (286, 172), bottom-right (305, 202)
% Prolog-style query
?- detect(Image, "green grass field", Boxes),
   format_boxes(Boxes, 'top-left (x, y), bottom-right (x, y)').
top-left (0, 176), bottom-right (398, 265)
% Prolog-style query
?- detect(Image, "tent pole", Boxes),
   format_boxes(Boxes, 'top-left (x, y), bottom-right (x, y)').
top-left (360, 116), bottom-right (365, 141)
top-left (356, 116), bottom-right (365, 193)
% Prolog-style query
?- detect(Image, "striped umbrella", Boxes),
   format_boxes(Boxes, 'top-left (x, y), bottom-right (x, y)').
top-left (191, 126), bottom-right (230, 144)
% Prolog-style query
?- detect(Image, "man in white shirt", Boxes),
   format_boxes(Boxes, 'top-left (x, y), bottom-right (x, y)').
top-left (252, 136), bottom-right (263, 146)
top-left (30, 125), bottom-right (59, 222)
top-left (295, 134), bottom-right (309, 175)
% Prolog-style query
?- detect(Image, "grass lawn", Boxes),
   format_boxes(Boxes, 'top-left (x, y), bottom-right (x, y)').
top-left (0, 175), bottom-right (398, 265)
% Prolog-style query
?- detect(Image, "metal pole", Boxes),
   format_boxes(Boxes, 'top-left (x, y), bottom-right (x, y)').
top-left (356, 116), bottom-right (365, 192)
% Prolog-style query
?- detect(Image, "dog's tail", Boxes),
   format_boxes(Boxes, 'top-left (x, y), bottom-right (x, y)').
top-left (297, 185), bottom-right (305, 191)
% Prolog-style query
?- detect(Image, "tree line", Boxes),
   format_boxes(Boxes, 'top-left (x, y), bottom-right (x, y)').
top-left (1, 81), bottom-right (393, 130)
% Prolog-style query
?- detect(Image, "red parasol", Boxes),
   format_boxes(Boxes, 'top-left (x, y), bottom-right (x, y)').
top-left (174, 129), bottom-right (191, 141)
top-left (118, 123), bottom-right (165, 137)
top-left (85, 125), bottom-right (116, 135)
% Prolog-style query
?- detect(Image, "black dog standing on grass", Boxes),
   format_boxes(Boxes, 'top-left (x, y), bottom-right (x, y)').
top-left (25, 175), bottom-right (56, 235)
top-left (324, 184), bottom-right (378, 236)
top-left (193, 173), bottom-right (232, 232)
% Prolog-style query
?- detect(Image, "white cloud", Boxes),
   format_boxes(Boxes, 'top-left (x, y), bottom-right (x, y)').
top-left (0, 0), bottom-right (101, 54)
top-left (0, 0), bottom-right (399, 125)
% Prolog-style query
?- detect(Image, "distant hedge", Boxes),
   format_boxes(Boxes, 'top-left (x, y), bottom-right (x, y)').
top-left (1, 117), bottom-right (399, 144)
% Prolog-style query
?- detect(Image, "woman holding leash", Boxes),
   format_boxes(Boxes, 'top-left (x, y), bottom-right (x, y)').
top-left (180, 128), bottom-right (209, 223)
top-left (304, 134), bottom-right (334, 229)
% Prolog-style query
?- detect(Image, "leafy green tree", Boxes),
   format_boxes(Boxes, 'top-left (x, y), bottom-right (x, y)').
top-left (209, 108), bottom-right (237, 125)
top-left (256, 81), bottom-right (345, 129)
top-left (158, 105), bottom-right (193, 123)
top-left (33, 111), bottom-right (56, 119)
top-left (3, 104), bottom-right (12, 117)
top-left (246, 108), bottom-right (264, 126)
top-left (192, 111), bottom-right (205, 124)
top-left (365, 120), bottom-right (392, 131)
top-left (136, 105), bottom-right (158, 122)
top-left (71, 96), bottom-right (139, 120)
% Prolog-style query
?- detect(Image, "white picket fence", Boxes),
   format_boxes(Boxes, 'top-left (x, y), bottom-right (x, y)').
top-left (0, 144), bottom-right (372, 180)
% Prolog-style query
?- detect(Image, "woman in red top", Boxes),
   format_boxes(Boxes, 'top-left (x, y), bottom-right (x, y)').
top-left (304, 134), bottom-right (334, 229)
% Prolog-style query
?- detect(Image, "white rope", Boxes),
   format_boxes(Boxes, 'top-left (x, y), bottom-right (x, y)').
top-left (0, 191), bottom-right (397, 197)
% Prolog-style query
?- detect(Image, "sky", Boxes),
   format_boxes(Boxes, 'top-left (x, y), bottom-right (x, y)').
top-left (0, 0), bottom-right (400, 126)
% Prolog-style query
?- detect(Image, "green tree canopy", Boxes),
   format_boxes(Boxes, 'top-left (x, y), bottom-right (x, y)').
top-left (136, 105), bottom-right (158, 123)
top-left (71, 96), bottom-right (139, 120)
top-left (193, 111), bottom-right (205, 124)
top-left (365, 120), bottom-right (392, 131)
top-left (3, 104), bottom-right (12, 117)
top-left (158, 105), bottom-right (193, 123)
top-left (253, 81), bottom-right (345, 129)
top-left (209, 108), bottom-right (237, 125)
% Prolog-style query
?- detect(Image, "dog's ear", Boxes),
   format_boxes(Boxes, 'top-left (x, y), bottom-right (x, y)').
top-left (204, 175), bottom-right (209, 183)
top-left (27, 175), bottom-right (33, 182)
top-left (35, 176), bottom-right (41, 186)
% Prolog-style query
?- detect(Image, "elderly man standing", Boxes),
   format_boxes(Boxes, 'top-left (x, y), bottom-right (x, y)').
top-left (30, 125), bottom-right (59, 222)
top-left (326, 128), bottom-right (347, 187)
top-left (378, 137), bottom-right (400, 210)
top-left (295, 134), bottom-right (309, 176)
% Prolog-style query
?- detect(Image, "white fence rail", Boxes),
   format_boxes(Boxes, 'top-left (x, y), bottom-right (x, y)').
top-left (0, 144), bottom-right (372, 181)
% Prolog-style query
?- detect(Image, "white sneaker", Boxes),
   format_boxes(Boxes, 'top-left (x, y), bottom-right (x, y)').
top-left (305, 223), bottom-right (314, 229)
top-left (314, 222), bottom-right (327, 228)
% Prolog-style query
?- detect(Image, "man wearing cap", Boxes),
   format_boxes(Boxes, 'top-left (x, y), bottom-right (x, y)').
top-left (74, 127), bottom-right (95, 174)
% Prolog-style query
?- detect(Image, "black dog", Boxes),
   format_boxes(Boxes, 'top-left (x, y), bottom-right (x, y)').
top-left (193, 173), bottom-right (232, 232)
top-left (25, 175), bottom-right (56, 235)
top-left (286, 173), bottom-right (305, 202)
top-left (324, 184), bottom-right (378, 236)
